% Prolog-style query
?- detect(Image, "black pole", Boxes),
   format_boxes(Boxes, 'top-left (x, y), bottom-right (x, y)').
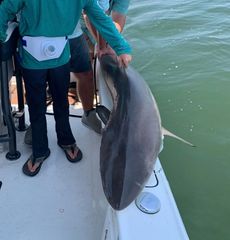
top-left (0, 60), bottom-right (20, 160)
top-left (14, 54), bottom-right (27, 131)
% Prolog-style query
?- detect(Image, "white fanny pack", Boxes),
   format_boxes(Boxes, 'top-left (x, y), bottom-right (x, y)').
top-left (22, 36), bottom-right (68, 61)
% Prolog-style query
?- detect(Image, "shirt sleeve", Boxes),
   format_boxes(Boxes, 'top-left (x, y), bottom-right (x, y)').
top-left (97, 0), bottom-right (110, 12)
top-left (84, 0), bottom-right (131, 56)
top-left (111, 0), bottom-right (130, 15)
top-left (0, 0), bottom-right (23, 42)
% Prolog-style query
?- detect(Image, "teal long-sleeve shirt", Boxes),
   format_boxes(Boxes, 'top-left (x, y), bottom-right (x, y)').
top-left (0, 0), bottom-right (131, 69)
top-left (110, 0), bottom-right (130, 15)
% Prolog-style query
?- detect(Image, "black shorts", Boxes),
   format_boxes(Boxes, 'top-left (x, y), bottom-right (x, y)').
top-left (69, 34), bottom-right (92, 73)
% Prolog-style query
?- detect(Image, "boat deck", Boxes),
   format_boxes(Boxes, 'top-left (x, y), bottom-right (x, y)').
top-left (0, 106), bottom-right (105, 240)
top-left (0, 76), bottom-right (190, 240)
top-left (0, 105), bottom-right (190, 240)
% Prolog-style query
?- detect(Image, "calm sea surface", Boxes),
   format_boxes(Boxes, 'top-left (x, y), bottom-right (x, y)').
top-left (125, 1), bottom-right (230, 239)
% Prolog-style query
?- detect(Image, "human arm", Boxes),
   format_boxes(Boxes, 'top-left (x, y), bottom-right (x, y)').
top-left (111, 0), bottom-right (130, 15)
top-left (111, 11), bottom-right (126, 33)
top-left (0, 0), bottom-right (23, 42)
top-left (96, 10), bottom-right (126, 53)
top-left (96, 0), bottom-right (130, 59)
top-left (110, 0), bottom-right (131, 67)
top-left (111, 0), bottom-right (130, 32)
top-left (84, 0), bottom-right (131, 56)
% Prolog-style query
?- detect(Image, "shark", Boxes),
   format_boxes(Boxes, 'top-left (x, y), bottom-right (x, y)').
top-left (97, 55), bottom-right (194, 210)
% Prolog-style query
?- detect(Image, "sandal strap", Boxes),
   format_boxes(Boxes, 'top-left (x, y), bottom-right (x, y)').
top-left (30, 153), bottom-right (49, 165)
top-left (60, 143), bottom-right (77, 151)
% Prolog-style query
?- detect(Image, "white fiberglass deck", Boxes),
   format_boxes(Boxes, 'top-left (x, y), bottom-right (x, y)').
top-left (0, 106), bottom-right (106, 240)
top-left (0, 106), bottom-right (189, 240)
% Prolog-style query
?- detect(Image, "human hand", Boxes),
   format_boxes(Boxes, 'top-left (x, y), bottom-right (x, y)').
top-left (96, 44), bottom-right (132, 68)
top-left (118, 54), bottom-right (132, 68)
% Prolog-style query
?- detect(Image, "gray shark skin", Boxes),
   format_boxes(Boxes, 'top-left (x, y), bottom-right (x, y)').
top-left (99, 55), bottom-right (162, 210)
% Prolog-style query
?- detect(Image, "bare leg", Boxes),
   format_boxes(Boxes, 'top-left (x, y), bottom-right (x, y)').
top-left (74, 70), bottom-right (94, 111)
top-left (74, 70), bottom-right (102, 134)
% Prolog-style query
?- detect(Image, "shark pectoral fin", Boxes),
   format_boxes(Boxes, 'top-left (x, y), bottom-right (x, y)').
top-left (96, 105), bottom-right (111, 125)
top-left (162, 127), bottom-right (196, 147)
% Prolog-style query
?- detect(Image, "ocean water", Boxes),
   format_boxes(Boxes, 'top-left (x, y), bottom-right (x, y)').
top-left (125, 1), bottom-right (230, 239)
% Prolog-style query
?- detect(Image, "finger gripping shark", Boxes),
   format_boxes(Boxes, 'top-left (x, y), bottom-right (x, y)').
top-left (99, 55), bottom-right (162, 210)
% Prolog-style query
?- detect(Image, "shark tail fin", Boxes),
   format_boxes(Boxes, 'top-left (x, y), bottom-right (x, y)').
top-left (162, 127), bottom-right (196, 147)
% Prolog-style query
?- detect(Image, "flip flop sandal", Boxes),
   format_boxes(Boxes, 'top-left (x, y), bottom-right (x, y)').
top-left (22, 149), bottom-right (51, 177)
top-left (58, 143), bottom-right (82, 163)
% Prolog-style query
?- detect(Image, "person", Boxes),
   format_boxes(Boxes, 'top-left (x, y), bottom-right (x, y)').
top-left (69, 23), bottom-right (102, 134)
top-left (100, 0), bottom-right (130, 55)
top-left (0, 0), bottom-right (132, 177)
top-left (87, 0), bottom-right (130, 56)
top-left (24, 22), bottom-right (102, 146)
top-left (109, 0), bottom-right (130, 31)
